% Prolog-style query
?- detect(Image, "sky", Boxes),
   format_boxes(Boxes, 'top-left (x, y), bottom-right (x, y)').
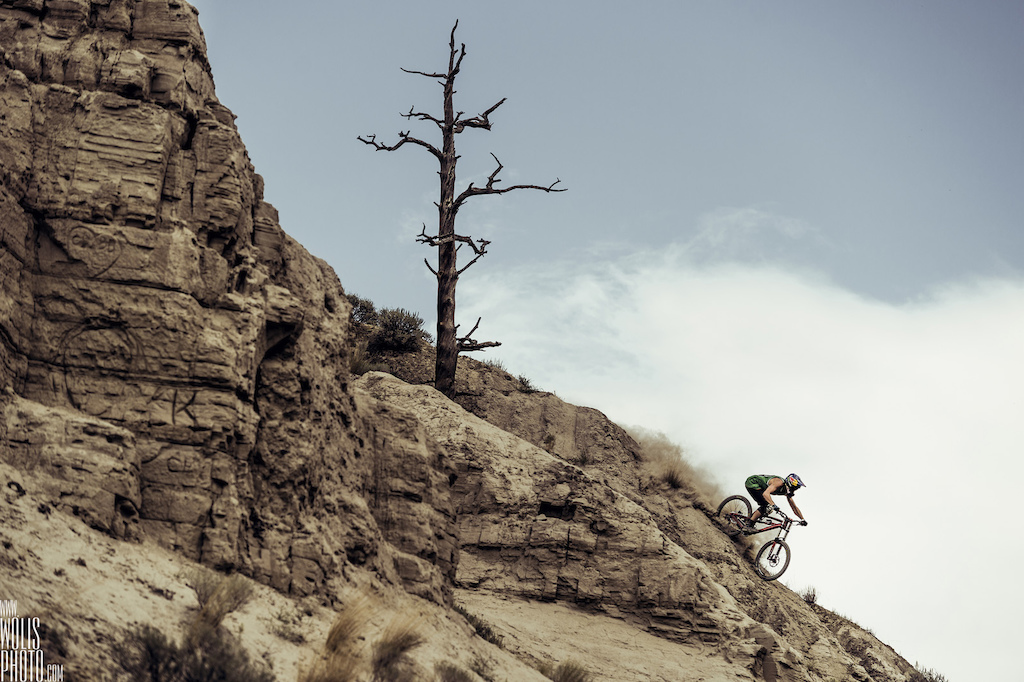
top-left (187, 2), bottom-right (1023, 679)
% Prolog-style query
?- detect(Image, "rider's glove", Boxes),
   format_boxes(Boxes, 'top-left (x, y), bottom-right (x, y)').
top-left (799, 519), bottom-right (808, 526)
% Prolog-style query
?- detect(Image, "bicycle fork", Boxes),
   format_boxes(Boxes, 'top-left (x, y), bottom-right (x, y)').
top-left (767, 526), bottom-right (790, 560)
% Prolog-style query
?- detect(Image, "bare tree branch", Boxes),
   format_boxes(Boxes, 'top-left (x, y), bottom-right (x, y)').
top-left (455, 98), bottom-right (507, 132)
top-left (453, 153), bottom-right (565, 213)
top-left (400, 67), bottom-right (448, 80)
top-left (456, 238), bottom-right (490, 276)
top-left (402, 106), bottom-right (444, 128)
top-left (417, 225), bottom-right (490, 277)
top-left (457, 317), bottom-right (501, 352)
top-left (402, 21), bottom-right (466, 84)
top-left (357, 132), bottom-right (443, 160)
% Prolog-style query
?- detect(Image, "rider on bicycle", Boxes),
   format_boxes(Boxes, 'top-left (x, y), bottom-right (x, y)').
top-left (744, 473), bottom-right (808, 531)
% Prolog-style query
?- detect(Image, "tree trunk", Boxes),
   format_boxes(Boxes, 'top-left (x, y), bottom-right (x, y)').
top-left (434, 76), bottom-right (459, 398)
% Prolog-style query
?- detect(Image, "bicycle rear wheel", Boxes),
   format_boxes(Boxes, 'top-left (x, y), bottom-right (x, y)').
top-left (716, 495), bottom-right (752, 537)
top-left (754, 539), bottom-right (791, 581)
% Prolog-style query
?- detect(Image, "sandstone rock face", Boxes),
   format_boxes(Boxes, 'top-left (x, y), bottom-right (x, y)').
top-left (355, 375), bottom-right (733, 639)
top-left (1, 392), bottom-right (140, 537)
top-left (0, 0), bottom-right (457, 605)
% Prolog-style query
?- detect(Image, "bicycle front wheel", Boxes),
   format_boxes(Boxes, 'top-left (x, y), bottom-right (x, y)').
top-left (716, 495), bottom-right (752, 537)
top-left (754, 539), bottom-right (791, 581)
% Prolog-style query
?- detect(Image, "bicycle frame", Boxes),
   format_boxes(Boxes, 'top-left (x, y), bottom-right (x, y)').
top-left (749, 512), bottom-right (794, 541)
top-left (716, 495), bottom-right (802, 580)
top-left (721, 508), bottom-right (794, 539)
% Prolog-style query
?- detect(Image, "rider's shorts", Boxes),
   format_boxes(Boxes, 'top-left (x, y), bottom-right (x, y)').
top-left (745, 486), bottom-right (769, 511)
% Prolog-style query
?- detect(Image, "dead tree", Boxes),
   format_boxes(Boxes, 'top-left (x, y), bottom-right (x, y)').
top-left (359, 21), bottom-right (564, 399)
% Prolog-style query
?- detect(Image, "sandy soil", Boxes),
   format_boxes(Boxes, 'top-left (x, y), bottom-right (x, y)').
top-left (455, 589), bottom-right (755, 682)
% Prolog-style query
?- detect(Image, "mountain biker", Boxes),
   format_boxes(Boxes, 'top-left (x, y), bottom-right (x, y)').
top-left (744, 473), bottom-right (808, 531)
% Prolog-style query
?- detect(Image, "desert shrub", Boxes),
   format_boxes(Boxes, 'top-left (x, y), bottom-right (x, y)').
top-left (367, 307), bottom-right (429, 353)
top-left (116, 624), bottom-right (275, 682)
top-left (347, 294), bottom-right (378, 325)
top-left (191, 574), bottom-right (253, 644)
top-left (181, 568), bottom-right (254, 645)
top-left (453, 603), bottom-right (504, 648)
top-left (801, 586), bottom-right (818, 605)
top-left (371, 614), bottom-right (425, 682)
top-left (434, 661), bottom-right (474, 682)
top-left (516, 374), bottom-right (539, 393)
top-left (536, 659), bottom-right (593, 682)
top-left (181, 566), bottom-right (220, 609)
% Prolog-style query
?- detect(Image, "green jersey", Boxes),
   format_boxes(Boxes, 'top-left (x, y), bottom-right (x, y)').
top-left (745, 474), bottom-right (792, 496)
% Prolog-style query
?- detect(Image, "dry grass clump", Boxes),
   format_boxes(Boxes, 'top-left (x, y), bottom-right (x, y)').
top-left (371, 613), bottom-right (426, 682)
top-left (350, 341), bottom-right (389, 375)
top-left (298, 595), bottom-right (427, 682)
top-left (325, 595), bottom-right (376, 657)
top-left (537, 659), bottom-right (594, 682)
top-left (299, 594), bottom-right (376, 682)
top-left (628, 426), bottom-right (721, 507)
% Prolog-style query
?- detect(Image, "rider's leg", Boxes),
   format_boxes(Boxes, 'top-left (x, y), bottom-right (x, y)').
top-left (746, 487), bottom-right (767, 525)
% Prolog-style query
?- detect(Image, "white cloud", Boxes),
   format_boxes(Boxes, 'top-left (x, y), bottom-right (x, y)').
top-left (685, 206), bottom-right (831, 264)
top-left (459, 245), bottom-right (1024, 680)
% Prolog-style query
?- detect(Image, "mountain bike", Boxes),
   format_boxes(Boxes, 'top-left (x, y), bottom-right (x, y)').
top-left (715, 495), bottom-right (806, 581)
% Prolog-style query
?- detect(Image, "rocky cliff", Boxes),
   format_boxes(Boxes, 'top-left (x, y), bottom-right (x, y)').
top-left (0, 2), bottom-right (933, 680)
top-left (0, 0), bottom-right (460, 608)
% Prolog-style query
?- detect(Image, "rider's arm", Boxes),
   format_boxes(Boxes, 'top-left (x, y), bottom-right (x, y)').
top-left (787, 496), bottom-right (805, 521)
top-left (763, 478), bottom-right (785, 507)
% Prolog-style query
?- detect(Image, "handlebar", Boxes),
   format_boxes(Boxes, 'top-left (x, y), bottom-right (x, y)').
top-left (764, 510), bottom-right (807, 526)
